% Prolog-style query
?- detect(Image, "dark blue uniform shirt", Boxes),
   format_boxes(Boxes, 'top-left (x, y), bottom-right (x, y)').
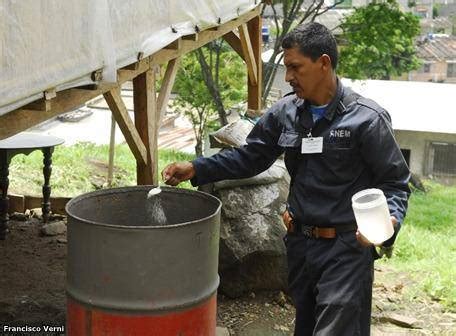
top-left (191, 79), bottom-right (410, 245)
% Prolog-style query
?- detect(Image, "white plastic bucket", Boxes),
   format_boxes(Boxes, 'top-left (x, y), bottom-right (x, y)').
top-left (351, 188), bottom-right (393, 245)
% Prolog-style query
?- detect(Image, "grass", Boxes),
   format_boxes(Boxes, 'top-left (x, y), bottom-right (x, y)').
top-left (381, 181), bottom-right (456, 311)
top-left (8, 142), bottom-right (195, 197)
top-left (9, 145), bottom-right (456, 310)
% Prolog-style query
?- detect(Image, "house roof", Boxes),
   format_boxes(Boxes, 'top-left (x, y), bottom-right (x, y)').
top-left (341, 78), bottom-right (456, 134)
top-left (314, 9), bottom-right (353, 35)
top-left (420, 17), bottom-right (453, 30)
top-left (417, 35), bottom-right (456, 61)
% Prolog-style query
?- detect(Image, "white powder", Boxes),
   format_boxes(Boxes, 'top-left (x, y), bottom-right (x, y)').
top-left (145, 188), bottom-right (168, 226)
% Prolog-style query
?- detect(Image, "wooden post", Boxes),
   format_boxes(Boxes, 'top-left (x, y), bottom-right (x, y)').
top-left (246, 15), bottom-right (262, 114)
top-left (133, 68), bottom-right (158, 185)
top-left (104, 88), bottom-right (147, 165)
top-left (222, 31), bottom-right (245, 61)
top-left (157, 58), bottom-right (180, 126)
top-left (239, 24), bottom-right (258, 86)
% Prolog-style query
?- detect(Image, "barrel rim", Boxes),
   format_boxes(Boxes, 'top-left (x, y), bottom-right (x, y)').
top-left (65, 185), bottom-right (221, 229)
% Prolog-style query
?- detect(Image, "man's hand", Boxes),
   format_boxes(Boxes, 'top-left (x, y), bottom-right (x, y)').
top-left (161, 161), bottom-right (196, 186)
top-left (356, 216), bottom-right (398, 247)
top-left (282, 210), bottom-right (294, 232)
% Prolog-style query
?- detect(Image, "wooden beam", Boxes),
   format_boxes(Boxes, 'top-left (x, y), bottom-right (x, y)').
top-left (22, 88), bottom-right (56, 112)
top-left (0, 84), bottom-right (115, 139)
top-left (76, 84), bottom-right (99, 91)
top-left (150, 5), bottom-right (261, 65)
top-left (44, 88), bottom-right (57, 100)
top-left (164, 38), bottom-right (181, 50)
top-left (23, 99), bottom-right (51, 112)
top-left (49, 86), bottom-right (115, 117)
top-left (0, 108), bottom-right (59, 139)
top-left (247, 15), bottom-right (262, 112)
top-left (239, 23), bottom-right (258, 86)
top-left (133, 68), bottom-right (158, 185)
top-left (0, 58), bottom-right (153, 139)
top-left (222, 31), bottom-right (245, 61)
top-left (103, 88), bottom-right (148, 165)
top-left (123, 62), bottom-right (139, 71)
top-left (122, 53), bottom-right (147, 71)
top-left (182, 33), bottom-right (198, 41)
top-left (157, 58), bottom-right (180, 126)
top-left (118, 57), bottom-right (151, 82)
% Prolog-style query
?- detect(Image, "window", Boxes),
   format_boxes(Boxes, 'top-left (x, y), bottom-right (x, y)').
top-left (429, 142), bottom-right (456, 175)
top-left (418, 62), bottom-right (432, 74)
top-left (400, 149), bottom-right (411, 166)
top-left (447, 63), bottom-right (456, 78)
top-left (423, 63), bottom-right (431, 73)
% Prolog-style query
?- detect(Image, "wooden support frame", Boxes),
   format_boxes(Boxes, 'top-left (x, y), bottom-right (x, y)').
top-left (239, 23), bottom-right (258, 86)
top-left (149, 5), bottom-right (261, 65)
top-left (22, 88), bottom-right (56, 112)
top-left (0, 58), bottom-right (152, 139)
top-left (103, 88), bottom-right (148, 165)
top-left (133, 68), bottom-right (158, 185)
top-left (157, 58), bottom-right (180, 126)
top-left (182, 33), bottom-right (198, 42)
top-left (165, 38), bottom-right (182, 50)
top-left (246, 15), bottom-right (262, 113)
top-left (0, 4), bottom-right (263, 185)
top-left (222, 31), bottom-right (245, 61)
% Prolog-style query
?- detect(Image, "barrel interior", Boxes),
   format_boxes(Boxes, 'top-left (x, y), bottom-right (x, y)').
top-left (66, 187), bottom-right (220, 227)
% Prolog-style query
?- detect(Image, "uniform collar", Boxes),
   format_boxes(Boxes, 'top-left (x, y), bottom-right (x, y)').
top-left (293, 77), bottom-right (345, 130)
top-left (321, 77), bottom-right (344, 121)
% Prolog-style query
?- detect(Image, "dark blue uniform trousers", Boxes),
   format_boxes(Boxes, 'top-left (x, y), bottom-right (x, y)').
top-left (285, 231), bottom-right (374, 336)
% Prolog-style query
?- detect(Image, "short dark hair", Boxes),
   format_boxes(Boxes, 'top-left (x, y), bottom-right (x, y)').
top-left (282, 22), bottom-right (338, 69)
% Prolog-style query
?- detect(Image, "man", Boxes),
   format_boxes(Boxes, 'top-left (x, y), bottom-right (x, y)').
top-left (162, 22), bottom-right (410, 335)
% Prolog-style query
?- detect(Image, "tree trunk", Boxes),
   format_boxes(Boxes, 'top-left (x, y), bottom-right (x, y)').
top-left (195, 49), bottom-right (228, 126)
top-left (195, 139), bottom-right (203, 157)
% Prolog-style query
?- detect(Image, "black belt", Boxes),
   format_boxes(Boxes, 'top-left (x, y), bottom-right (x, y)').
top-left (291, 222), bottom-right (357, 239)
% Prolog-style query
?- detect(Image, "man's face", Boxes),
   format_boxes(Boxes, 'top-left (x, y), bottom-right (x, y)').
top-left (283, 47), bottom-right (326, 101)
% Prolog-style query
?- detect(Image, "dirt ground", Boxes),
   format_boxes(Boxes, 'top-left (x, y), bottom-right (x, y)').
top-left (1, 218), bottom-right (455, 336)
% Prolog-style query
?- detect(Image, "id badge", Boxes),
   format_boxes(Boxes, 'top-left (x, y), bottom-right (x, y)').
top-left (301, 137), bottom-right (323, 154)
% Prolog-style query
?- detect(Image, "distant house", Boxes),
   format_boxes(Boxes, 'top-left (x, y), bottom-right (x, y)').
top-left (313, 9), bottom-right (353, 36)
top-left (412, 0), bottom-right (456, 18)
top-left (420, 17), bottom-right (454, 35)
top-left (407, 35), bottom-right (456, 83)
top-left (342, 79), bottom-right (456, 184)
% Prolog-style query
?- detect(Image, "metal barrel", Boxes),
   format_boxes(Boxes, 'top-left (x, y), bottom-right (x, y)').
top-left (65, 186), bottom-right (221, 336)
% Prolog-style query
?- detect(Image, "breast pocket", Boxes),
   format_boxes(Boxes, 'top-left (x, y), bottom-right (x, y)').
top-left (321, 145), bottom-right (355, 182)
top-left (278, 131), bottom-right (301, 148)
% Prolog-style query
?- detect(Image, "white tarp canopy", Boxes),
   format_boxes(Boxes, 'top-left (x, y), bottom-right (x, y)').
top-left (0, 0), bottom-right (257, 115)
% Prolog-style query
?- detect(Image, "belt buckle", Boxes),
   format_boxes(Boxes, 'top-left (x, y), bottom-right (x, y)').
top-left (301, 225), bottom-right (314, 238)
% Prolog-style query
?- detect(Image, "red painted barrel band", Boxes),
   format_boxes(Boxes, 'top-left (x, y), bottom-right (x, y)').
top-left (67, 294), bottom-right (217, 336)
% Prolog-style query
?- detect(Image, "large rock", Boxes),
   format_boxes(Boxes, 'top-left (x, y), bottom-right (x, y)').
top-left (214, 164), bottom-right (290, 298)
top-left (214, 162), bottom-right (287, 190)
top-left (41, 221), bottom-right (67, 236)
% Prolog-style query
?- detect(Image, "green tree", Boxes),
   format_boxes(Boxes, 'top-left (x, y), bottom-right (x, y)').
top-left (173, 48), bottom-right (246, 156)
top-left (433, 4), bottom-right (440, 19)
top-left (262, 0), bottom-right (344, 105)
top-left (196, 40), bottom-right (246, 126)
top-left (338, 0), bottom-right (421, 80)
